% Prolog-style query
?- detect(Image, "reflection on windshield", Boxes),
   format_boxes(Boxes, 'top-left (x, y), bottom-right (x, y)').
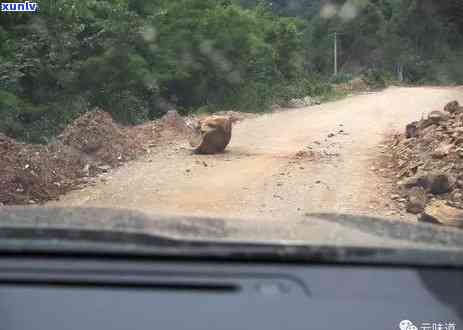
top-left (1, 0), bottom-right (462, 249)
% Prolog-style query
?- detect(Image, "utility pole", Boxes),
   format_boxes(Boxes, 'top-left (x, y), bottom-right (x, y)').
top-left (334, 31), bottom-right (338, 76)
top-left (397, 63), bottom-right (404, 82)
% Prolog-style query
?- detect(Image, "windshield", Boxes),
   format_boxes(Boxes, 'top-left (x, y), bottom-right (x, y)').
top-left (1, 0), bottom-right (463, 254)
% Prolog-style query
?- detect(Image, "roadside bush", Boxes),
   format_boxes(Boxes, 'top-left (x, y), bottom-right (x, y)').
top-left (330, 73), bottom-right (354, 84)
top-left (0, 0), bottom-right (313, 142)
top-left (362, 69), bottom-right (393, 89)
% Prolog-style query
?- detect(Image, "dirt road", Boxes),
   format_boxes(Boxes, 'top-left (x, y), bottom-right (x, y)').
top-left (48, 87), bottom-right (463, 246)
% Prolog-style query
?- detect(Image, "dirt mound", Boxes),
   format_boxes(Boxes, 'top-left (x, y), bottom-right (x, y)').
top-left (1, 111), bottom-right (148, 206)
top-left (59, 110), bottom-right (143, 166)
top-left (386, 100), bottom-right (463, 223)
top-left (0, 133), bottom-right (87, 205)
top-left (129, 110), bottom-right (199, 149)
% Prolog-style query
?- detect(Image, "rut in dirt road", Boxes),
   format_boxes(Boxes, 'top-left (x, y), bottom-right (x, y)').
top-left (49, 87), bottom-right (463, 225)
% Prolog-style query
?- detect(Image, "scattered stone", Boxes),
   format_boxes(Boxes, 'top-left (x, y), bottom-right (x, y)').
top-left (427, 110), bottom-right (448, 125)
top-left (431, 143), bottom-right (453, 159)
top-left (295, 151), bottom-right (310, 158)
top-left (428, 173), bottom-right (454, 195)
top-left (400, 173), bottom-right (453, 194)
top-left (406, 187), bottom-right (427, 214)
top-left (390, 194), bottom-right (400, 200)
top-left (444, 100), bottom-right (460, 114)
top-left (406, 122), bottom-right (419, 138)
top-left (398, 175), bottom-right (430, 190)
top-left (452, 191), bottom-right (462, 202)
top-left (97, 165), bottom-right (112, 173)
top-left (419, 200), bottom-right (463, 228)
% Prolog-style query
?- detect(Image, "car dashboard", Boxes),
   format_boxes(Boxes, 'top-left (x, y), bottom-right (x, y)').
top-left (1, 255), bottom-right (462, 330)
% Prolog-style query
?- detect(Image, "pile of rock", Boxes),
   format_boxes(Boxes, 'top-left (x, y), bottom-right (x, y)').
top-left (389, 100), bottom-right (463, 228)
top-left (0, 133), bottom-right (87, 205)
top-left (1, 110), bottom-right (146, 205)
top-left (59, 110), bottom-right (143, 167)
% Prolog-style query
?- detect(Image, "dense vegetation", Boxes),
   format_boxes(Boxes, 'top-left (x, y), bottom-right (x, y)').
top-left (241, 0), bottom-right (463, 83)
top-left (1, 0), bottom-right (462, 143)
top-left (304, 0), bottom-right (463, 84)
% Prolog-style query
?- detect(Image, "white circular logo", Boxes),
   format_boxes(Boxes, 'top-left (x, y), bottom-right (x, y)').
top-left (399, 320), bottom-right (415, 330)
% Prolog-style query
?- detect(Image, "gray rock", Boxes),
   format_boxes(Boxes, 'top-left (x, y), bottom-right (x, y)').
top-left (428, 110), bottom-right (448, 125)
top-left (444, 100), bottom-right (460, 114)
top-left (400, 172), bottom-right (454, 195)
top-left (192, 116), bottom-right (232, 154)
top-left (97, 165), bottom-right (112, 173)
top-left (428, 173), bottom-right (454, 194)
top-left (419, 200), bottom-right (463, 228)
top-left (406, 187), bottom-right (427, 214)
top-left (405, 122), bottom-right (419, 138)
top-left (399, 175), bottom-right (430, 190)
top-left (451, 190), bottom-right (462, 202)
top-left (431, 143), bottom-right (453, 159)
